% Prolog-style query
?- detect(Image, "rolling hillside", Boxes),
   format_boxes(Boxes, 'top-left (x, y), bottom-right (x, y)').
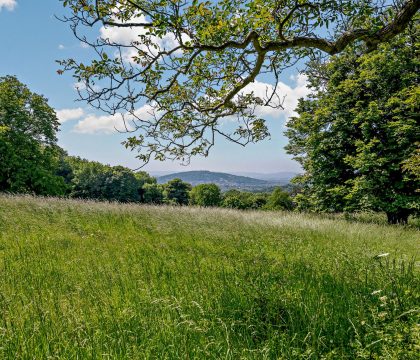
top-left (0, 195), bottom-right (418, 359)
top-left (233, 171), bottom-right (298, 182)
top-left (157, 170), bottom-right (289, 191)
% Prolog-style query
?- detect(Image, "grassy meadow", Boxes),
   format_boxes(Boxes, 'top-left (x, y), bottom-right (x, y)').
top-left (0, 195), bottom-right (419, 359)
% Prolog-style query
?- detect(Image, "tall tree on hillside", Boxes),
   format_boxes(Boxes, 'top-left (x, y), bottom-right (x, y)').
top-left (60, 0), bottom-right (420, 163)
top-left (0, 76), bottom-right (66, 195)
top-left (285, 26), bottom-right (419, 224)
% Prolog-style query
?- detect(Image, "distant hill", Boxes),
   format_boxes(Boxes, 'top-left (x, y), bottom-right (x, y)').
top-left (232, 171), bottom-right (298, 182)
top-left (157, 170), bottom-right (290, 191)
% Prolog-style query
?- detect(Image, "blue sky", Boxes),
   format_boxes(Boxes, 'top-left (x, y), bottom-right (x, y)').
top-left (0, 0), bottom-right (306, 174)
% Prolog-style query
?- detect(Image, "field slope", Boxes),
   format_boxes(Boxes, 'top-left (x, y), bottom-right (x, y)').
top-left (0, 195), bottom-right (418, 359)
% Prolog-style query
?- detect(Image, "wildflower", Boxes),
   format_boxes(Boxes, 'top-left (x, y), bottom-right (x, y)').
top-left (373, 253), bottom-right (389, 259)
top-left (371, 290), bottom-right (382, 295)
top-left (378, 312), bottom-right (387, 319)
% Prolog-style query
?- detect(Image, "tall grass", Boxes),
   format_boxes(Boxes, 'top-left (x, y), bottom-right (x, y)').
top-left (0, 195), bottom-right (418, 359)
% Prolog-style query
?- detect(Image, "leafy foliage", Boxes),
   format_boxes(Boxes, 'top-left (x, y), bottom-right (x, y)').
top-left (135, 170), bottom-right (158, 200)
top-left (264, 187), bottom-right (294, 210)
top-left (285, 27), bottom-right (420, 223)
top-left (142, 182), bottom-right (164, 204)
top-left (221, 189), bottom-right (251, 210)
top-left (63, 157), bottom-right (143, 202)
top-left (190, 183), bottom-right (222, 207)
top-left (0, 76), bottom-right (66, 195)
top-left (59, 0), bottom-right (420, 163)
top-left (221, 189), bottom-right (270, 210)
top-left (164, 178), bottom-right (192, 205)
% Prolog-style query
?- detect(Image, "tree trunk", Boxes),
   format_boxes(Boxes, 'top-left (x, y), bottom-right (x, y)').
top-left (386, 210), bottom-right (409, 225)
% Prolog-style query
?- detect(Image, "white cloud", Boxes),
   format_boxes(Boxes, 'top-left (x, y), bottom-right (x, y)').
top-left (240, 74), bottom-right (310, 119)
top-left (0, 0), bottom-right (17, 11)
top-left (73, 113), bottom-right (126, 134)
top-left (73, 81), bottom-right (86, 91)
top-left (56, 108), bottom-right (85, 124)
top-left (99, 15), bottom-right (171, 47)
top-left (70, 75), bottom-right (308, 133)
top-left (58, 44), bottom-right (65, 50)
top-left (99, 15), bottom-right (188, 63)
top-left (100, 20), bottom-right (143, 45)
top-left (73, 104), bottom-right (155, 134)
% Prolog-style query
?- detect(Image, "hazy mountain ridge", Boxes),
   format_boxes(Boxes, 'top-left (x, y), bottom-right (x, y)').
top-left (157, 170), bottom-right (295, 191)
top-left (231, 171), bottom-right (298, 181)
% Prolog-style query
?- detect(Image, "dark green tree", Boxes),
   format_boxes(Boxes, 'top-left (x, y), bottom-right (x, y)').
top-left (249, 193), bottom-right (268, 209)
top-left (142, 183), bottom-right (164, 204)
top-left (135, 171), bottom-right (157, 201)
top-left (60, 0), bottom-right (419, 163)
top-left (55, 150), bottom-right (75, 188)
top-left (221, 190), bottom-right (252, 210)
top-left (69, 158), bottom-right (141, 202)
top-left (68, 158), bottom-right (109, 199)
top-left (285, 27), bottom-right (419, 224)
top-left (264, 187), bottom-right (293, 211)
top-left (164, 178), bottom-right (192, 205)
top-left (190, 183), bottom-right (221, 207)
top-left (105, 166), bottom-right (141, 202)
top-left (0, 76), bottom-right (66, 195)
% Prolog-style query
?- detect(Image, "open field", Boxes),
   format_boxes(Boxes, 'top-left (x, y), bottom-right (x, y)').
top-left (0, 195), bottom-right (418, 359)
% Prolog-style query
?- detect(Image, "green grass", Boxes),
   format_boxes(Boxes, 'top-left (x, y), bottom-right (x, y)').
top-left (0, 195), bottom-right (418, 359)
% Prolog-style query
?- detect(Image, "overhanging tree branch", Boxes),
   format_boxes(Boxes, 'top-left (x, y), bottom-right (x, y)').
top-left (58, 0), bottom-right (420, 164)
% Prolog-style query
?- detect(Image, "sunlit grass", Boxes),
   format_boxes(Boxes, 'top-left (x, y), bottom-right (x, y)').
top-left (0, 195), bottom-right (418, 358)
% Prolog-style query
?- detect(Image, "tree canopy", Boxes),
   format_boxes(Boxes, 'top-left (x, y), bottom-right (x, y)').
top-left (190, 183), bottom-right (221, 206)
top-left (285, 26), bottom-right (419, 223)
top-left (264, 187), bottom-right (294, 210)
top-left (60, 0), bottom-right (420, 164)
top-left (0, 76), bottom-right (66, 195)
top-left (164, 178), bottom-right (192, 204)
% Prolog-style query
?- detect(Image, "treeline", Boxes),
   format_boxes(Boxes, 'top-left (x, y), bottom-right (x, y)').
top-left (58, 155), bottom-right (294, 210)
top-left (0, 75), bottom-right (293, 210)
top-left (2, 24), bottom-right (419, 224)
